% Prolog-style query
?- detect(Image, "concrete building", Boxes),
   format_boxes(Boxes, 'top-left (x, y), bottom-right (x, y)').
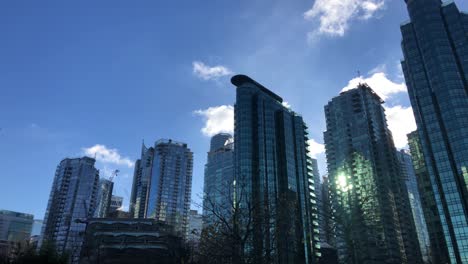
top-left (79, 218), bottom-right (184, 264)
top-left (109, 195), bottom-right (123, 215)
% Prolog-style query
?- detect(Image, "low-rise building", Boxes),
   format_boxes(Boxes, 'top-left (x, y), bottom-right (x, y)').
top-left (79, 218), bottom-right (185, 264)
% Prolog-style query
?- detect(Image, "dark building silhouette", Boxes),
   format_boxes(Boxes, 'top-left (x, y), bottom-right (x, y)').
top-left (324, 84), bottom-right (422, 264)
top-left (401, 0), bottom-right (468, 262)
top-left (79, 219), bottom-right (184, 264)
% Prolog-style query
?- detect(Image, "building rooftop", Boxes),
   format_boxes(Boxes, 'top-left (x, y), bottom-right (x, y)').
top-left (231, 74), bottom-right (283, 102)
top-left (155, 139), bottom-right (188, 148)
top-left (0, 210), bottom-right (34, 219)
top-left (338, 83), bottom-right (384, 103)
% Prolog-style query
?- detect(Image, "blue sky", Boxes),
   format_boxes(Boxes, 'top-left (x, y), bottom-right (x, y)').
top-left (1, 0), bottom-right (467, 219)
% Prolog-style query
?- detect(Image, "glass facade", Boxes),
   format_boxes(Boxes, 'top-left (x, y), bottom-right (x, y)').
top-left (320, 176), bottom-right (333, 245)
top-left (31, 219), bottom-right (43, 237)
top-left (147, 139), bottom-right (193, 238)
top-left (130, 143), bottom-right (155, 218)
top-left (40, 157), bottom-right (99, 263)
top-left (131, 139), bottom-right (193, 238)
top-left (93, 179), bottom-right (114, 218)
top-left (324, 84), bottom-right (422, 264)
top-left (396, 149), bottom-right (431, 263)
top-left (401, 1), bottom-right (468, 262)
top-left (232, 75), bottom-right (320, 264)
top-left (188, 210), bottom-right (203, 243)
top-left (202, 133), bottom-right (234, 229)
top-left (311, 159), bottom-right (326, 245)
top-left (0, 210), bottom-right (33, 242)
top-left (408, 131), bottom-right (450, 264)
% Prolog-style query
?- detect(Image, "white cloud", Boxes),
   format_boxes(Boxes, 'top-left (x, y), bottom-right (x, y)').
top-left (341, 72), bottom-right (406, 101)
top-left (192, 61), bottom-right (233, 80)
top-left (194, 105), bottom-right (234, 137)
top-left (308, 139), bottom-right (326, 158)
top-left (82, 144), bottom-right (134, 168)
top-left (385, 105), bottom-right (416, 149)
top-left (304, 0), bottom-right (385, 37)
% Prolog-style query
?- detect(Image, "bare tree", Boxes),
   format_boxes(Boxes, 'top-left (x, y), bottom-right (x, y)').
top-left (195, 174), bottom-right (305, 264)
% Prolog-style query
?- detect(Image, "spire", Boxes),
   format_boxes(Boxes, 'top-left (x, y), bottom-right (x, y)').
top-left (141, 139), bottom-right (147, 156)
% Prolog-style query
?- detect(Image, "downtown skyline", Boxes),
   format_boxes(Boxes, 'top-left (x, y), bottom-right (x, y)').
top-left (1, 0), bottom-right (468, 222)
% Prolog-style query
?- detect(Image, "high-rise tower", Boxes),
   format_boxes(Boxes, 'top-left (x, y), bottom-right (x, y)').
top-left (130, 143), bottom-right (155, 218)
top-left (130, 139), bottom-right (193, 238)
top-left (202, 133), bottom-right (234, 228)
top-left (93, 179), bottom-right (113, 218)
top-left (40, 157), bottom-right (99, 263)
top-left (324, 84), bottom-right (422, 264)
top-left (401, 1), bottom-right (468, 262)
top-left (233, 75), bottom-right (320, 264)
top-left (396, 149), bottom-right (431, 263)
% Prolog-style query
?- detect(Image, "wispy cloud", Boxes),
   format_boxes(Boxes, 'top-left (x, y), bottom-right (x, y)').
top-left (304, 0), bottom-right (385, 37)
top-left (308, 139), bottom-right (326, 158)
top-left (192, 61), bottom-right (233, 80)
top-left (193, 105), bottom-right (234, 137)
top-left (341, 65), bottom-right (415, 149)
top-left (82, 144), bottom-right (134, 168)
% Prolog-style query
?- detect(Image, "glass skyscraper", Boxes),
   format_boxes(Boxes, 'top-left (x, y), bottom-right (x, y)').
top-left (408, 131), bottom-right (449, 264)
top-left (40, 157), bottom-right (99, 263)
top-left (130, 139), bottom-right (193, 238)
top-left (324, 84), bottom-right (422, 264)
top-left (396, 149), bottom-right (431, 263)
top-left (202, 133), bottom-right (234, 229)
top-left (130, 142), bottom-right (155, 218)
top-left (401, 1), bottom-right (468, 262)
top-left (93, 179), bottom-right (114, 218)
top-left (232, 75), bottom-right (320, 264)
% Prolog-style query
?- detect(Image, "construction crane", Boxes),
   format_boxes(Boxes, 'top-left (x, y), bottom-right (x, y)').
top-left (109, 169), bottom-right (119, 182)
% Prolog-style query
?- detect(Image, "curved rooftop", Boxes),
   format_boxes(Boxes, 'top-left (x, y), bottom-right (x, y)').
top-left (231, 74), bottom-right (283, 102)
